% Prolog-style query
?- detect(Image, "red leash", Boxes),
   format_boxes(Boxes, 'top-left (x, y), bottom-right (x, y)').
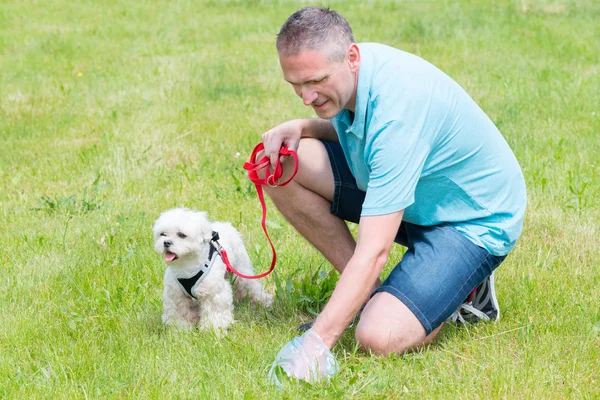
top-left (221, 143), bottom-right (298, 279)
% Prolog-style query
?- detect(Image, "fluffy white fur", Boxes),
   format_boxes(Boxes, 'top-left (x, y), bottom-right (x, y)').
top-left (153, 208), bottom-right (273, 332)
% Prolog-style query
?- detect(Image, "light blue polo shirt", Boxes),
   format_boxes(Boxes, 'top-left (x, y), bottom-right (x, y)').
top-left (330, 43), bottom-right (526, 256)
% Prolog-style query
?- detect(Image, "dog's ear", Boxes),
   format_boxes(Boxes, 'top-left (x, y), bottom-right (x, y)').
top-left (193, 211), bottom-right (214, 243)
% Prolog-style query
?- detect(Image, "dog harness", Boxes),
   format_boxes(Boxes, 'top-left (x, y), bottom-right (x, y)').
top-left (175, 231), bottom-right (222, 300)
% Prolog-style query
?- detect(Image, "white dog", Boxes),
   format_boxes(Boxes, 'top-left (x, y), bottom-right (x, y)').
top-left (153, 208), bottom-right (273, 332)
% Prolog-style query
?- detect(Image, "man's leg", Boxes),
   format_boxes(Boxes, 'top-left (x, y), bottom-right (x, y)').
top-left (355, 292), bottom-right (443, 355)
top-left (262, 138), bottom-right (356, 274)
top-left (354, 223), bottom-right (504, 356)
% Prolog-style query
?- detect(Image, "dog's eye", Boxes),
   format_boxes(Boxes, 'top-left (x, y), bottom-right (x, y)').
top-left (160, 233), bottom-right (167, 237)
top-left (177, 232), bottom-right (187, 239)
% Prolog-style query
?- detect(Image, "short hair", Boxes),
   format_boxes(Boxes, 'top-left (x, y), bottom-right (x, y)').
top-left (276, 7), bottom-right (354, 62)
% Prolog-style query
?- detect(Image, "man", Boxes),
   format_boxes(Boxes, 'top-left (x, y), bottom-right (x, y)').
top-left (262, 7), bottom-right (526, 382)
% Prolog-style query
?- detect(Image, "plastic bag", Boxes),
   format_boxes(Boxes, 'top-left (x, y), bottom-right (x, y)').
top-left (268, 329), bottom-right (339, 387)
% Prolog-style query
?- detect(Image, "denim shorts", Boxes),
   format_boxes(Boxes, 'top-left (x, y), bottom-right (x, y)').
top-left (322, 140), bottom-right (506, 334)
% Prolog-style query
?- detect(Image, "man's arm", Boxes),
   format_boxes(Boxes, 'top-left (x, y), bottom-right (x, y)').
top-left (299, 118), bottom-right (339, 142)
top-left (311, 210), bottom-right (404, 348)
top-left (262, 119), bottom-right (338, 169)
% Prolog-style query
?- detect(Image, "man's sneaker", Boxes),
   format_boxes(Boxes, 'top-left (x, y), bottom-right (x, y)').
top-left (449, 272), bottom-right (500, 324)
top-left (298, 319), bottom-right (315, 333)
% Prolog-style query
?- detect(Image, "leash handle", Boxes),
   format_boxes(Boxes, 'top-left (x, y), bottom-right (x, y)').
top-left (243, 143), bottom-right (298, 188)
top-left (224, 143), bottom-right (298, 280)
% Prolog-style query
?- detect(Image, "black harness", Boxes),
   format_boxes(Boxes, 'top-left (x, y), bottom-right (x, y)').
top-left (175, 231), bottom-right (222, 300)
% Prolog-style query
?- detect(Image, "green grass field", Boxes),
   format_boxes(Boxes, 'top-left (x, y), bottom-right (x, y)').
top-left (1, 0), bottom-right (599, 398)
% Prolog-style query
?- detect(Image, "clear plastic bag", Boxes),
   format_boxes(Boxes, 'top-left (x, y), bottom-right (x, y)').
top-left (268, 329), bottom-right (339, 387)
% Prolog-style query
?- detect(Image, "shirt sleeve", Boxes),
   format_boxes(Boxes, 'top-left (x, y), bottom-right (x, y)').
top-left (361, 119), bottom-right (431, 216)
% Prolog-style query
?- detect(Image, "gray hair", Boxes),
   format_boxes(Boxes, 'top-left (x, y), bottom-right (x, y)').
top-left (276, 7), bottom-right (354, 62)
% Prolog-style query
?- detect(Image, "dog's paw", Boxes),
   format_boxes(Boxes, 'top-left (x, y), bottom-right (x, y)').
top-left (199, 311), bottom-right (234, 334)
top-left (210, 325), bottom-right (230, 338)
top-left (259, 292), bottom-right (274, 308)
top-left (163, 317), bottom-right (196, 331)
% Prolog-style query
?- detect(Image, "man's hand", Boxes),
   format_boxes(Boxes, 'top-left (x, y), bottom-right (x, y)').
top-left (261, 119), bottom-right (305, 170)
top-left (268, 329), bottom-right (339, 386)
top-left (261, 119), bottom-right (338, 170)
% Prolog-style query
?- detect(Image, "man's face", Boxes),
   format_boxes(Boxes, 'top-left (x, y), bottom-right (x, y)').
top-left (279, 46), bottom-right (359, 119)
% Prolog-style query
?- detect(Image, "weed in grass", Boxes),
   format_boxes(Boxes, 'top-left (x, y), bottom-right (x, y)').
top-left (34, 176), bottom-right (110, 216)
top-left (566, 170), bottom-right (589, 210)
top-left (273, 263), bottom-right (339, 317)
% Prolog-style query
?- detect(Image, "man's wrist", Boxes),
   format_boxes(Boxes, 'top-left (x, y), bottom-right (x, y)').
top-left (311, 318), bottom-right (340, 350)
top-left (298, 118), bottom-right (314, 138)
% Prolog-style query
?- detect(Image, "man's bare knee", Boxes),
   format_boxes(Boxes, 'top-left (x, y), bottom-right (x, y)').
top-left (354, 292), bottom-right (436, 355)
top-left (355, 318), bottom-right (442, 356)
top-left (355, 322), bottom-right (410, 356)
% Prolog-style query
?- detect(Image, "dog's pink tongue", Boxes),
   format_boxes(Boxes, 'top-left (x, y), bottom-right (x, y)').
top-left (164, 252), bottom-right (177, 262)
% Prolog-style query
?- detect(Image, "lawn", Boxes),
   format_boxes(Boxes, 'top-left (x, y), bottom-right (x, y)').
top-left (1, 0), bottom-right (599, 398)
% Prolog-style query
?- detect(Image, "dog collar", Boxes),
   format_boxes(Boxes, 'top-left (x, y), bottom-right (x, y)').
top-left (175, 231), bottom-right (221, 300)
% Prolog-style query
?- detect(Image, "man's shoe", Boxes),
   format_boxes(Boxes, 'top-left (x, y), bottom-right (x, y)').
top-left (449, 272), bottom-right (500, 324)
top-left (298, 319), bottom-right (315, 333)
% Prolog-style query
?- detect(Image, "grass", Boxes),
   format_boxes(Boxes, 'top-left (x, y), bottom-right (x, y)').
top-left (1, 0), bottom-right (599, 398)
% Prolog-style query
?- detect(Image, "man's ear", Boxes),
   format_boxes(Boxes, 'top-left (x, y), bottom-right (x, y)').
top-left (347, 43), bottom-right (360, 72)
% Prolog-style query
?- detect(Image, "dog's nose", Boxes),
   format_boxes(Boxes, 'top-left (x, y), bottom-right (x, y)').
top-left (164, 240), bottom-right (173, 248)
